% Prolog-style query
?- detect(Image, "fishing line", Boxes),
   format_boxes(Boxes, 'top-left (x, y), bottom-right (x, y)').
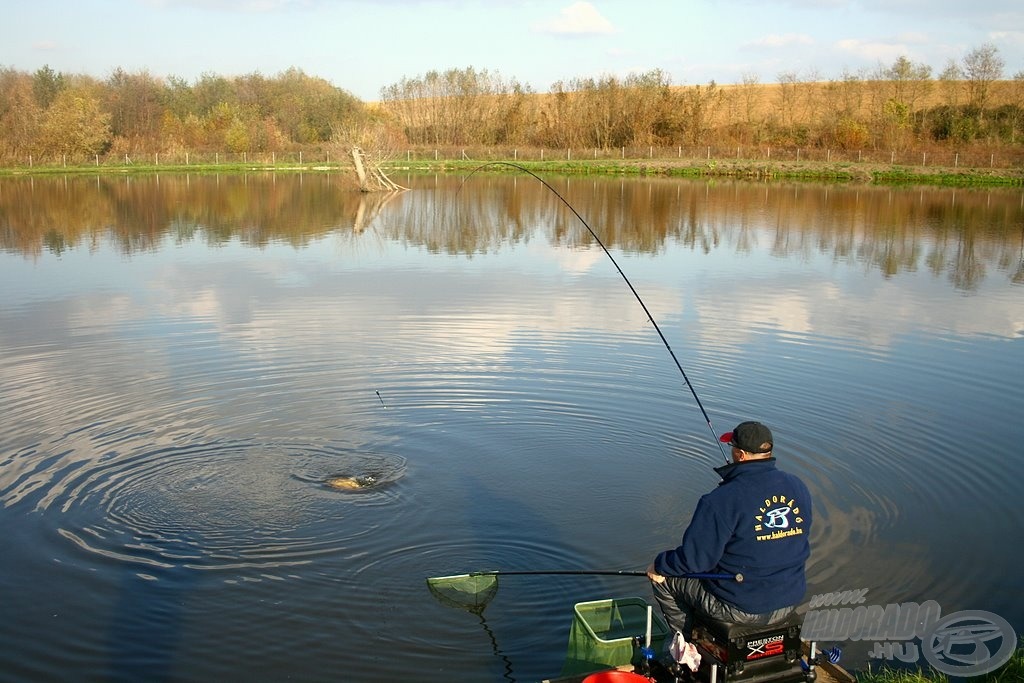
top-left (459, 162), bottom-right (729, 464)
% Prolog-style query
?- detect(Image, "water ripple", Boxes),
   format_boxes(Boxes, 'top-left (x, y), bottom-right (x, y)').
top-left (2, 438), bottom-right (406, 574)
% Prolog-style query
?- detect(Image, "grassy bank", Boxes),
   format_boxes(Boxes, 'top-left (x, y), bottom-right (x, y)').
top-left (855, 642), bottom-right (1023, 682)
top-left (380, 158), bottom-right (1024, 187)
top-left (2, 156), bottom-right (1022, 187)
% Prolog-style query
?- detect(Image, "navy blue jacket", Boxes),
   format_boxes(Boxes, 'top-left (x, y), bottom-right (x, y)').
top-left (653, 458), bottom-right (811, 614)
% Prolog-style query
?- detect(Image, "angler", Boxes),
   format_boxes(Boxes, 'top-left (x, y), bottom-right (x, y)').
top-left (435, 164), bottom-right (833, 683)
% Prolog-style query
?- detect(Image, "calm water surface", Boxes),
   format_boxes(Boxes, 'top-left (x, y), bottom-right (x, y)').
top-left (1, 173), bottom-right (1022, 681)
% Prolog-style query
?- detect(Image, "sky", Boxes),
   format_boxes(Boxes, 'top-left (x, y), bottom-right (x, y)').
top-left (3, 0), bottom-right (1023, 101)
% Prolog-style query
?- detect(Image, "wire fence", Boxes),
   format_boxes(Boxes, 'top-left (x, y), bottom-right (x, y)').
top-left (6, 144), bottom-right (1024, 171)
top-left (397, 145), bottom-right (1024, 169)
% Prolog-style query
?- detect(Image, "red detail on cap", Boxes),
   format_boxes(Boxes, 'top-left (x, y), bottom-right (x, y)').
top-left (719, 432), bottom-right (733, 444)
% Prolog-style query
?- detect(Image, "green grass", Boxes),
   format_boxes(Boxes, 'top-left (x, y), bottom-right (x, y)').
top-left (382, 158), bottom-right (1022, 187)
top-left (0, 161), bottom-right (333, 177)
top-left (855, 642), bottom-right (1024, 683)
top-left (2, 156), bottom-right (1022, 187)
top-left (857, 667), bottom-right (947, 683)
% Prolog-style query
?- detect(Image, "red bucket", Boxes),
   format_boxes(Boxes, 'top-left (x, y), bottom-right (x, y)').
top-left (582, 671), bottom-right (651, 683)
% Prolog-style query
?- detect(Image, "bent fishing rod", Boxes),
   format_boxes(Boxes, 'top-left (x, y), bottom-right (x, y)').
top-left (460, 162), bottom-right (730, 464)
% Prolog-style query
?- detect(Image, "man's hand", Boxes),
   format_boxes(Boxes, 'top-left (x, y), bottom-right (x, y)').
top-left (646, 562), bottom-right (666, 584)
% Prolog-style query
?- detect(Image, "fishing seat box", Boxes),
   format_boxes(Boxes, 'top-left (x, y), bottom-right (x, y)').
top-left (690, 611), bottom-right (805, 682)
top-left (560, 597), bottom-right (669, 676)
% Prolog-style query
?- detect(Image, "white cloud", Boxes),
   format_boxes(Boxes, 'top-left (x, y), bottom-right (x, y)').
top-left (990, 30), bottom-right (1024, 48)
top-left (533, 1), bottom-right (616, 35)
top-left (835, 38), bottom-right (907, 63)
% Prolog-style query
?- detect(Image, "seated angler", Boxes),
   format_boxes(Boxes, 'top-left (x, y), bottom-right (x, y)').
top-left (647, 421), bottom-right (812, 637)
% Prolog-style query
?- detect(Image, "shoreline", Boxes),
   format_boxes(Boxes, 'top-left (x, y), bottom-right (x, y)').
top-left (386, 158), bottom-right (1024, 187)
top-left (2, 157), bottom-right (1022, 187)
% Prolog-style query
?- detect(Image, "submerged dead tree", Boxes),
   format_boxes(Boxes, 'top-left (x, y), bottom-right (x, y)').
top-left (350, 146), bottom-right (406, 192)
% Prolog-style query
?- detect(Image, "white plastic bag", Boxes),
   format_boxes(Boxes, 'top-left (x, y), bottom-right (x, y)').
top-left (669, 630), bottom-right (701, 672)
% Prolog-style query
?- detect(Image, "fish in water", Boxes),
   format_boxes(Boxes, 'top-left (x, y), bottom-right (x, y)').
top-left (326, 474), bottom-right (378, 491)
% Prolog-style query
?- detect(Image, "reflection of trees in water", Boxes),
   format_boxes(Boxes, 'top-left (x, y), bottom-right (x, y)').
top-left (1012, 226), bottom-right (1024, 285)
top-left (2, 174), bottom-right (1021, 291)
top-left (0, 173), bottom-right (383, 256)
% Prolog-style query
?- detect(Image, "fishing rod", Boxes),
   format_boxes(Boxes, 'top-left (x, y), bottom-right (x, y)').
top-left (434, 569), bottom-right (743, 581)
top-left (461, 162), bottom-right (730, 464)
top-left (427, 569), bottom-right (742, 613)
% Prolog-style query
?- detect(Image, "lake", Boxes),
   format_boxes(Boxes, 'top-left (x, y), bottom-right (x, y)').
top-left (1, 172), bottom-right (1022, 682)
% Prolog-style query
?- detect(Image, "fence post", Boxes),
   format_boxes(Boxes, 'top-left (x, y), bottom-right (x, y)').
top-left (568, 148), bottom-right (571, 160)
top-left (707, 147), bottom-right (710, 160)
top-left (954, 152), bottom-right (958, 167)
top-left (922, 152), bottom-right (926, 166)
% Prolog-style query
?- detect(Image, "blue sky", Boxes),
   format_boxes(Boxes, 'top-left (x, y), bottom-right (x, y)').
top-left (3, 0), bottom-right (1022, 101)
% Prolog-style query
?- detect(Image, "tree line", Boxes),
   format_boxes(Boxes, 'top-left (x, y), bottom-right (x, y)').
top-left (0, 66), bottom-right (375, 163)
top-left (0, 43), bottom-right (1020, 165)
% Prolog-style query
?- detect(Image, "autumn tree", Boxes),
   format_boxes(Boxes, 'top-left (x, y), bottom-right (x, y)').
top-left (105, 68), bottom-right (166, 152)
top-left (938, 60), bottom-right (963, 108)
top-left (883, 56), bottom-right (933, 112)
top-left (0, 68), bottom-right (41, 159)
top-left (962, 43), bottom-right (1004, 116)
top-left (537, 82), bottom-right (581, 149)
top-left (265, 68), bottom-right (361, 144)
top-left (679, 81), bottom-right (722, 145)
top-left (380, 66), bottom-right (533, 146)
top-left (739, 72), bottom-right (761, 128)
top-left (775, 71), bottom-right (799, 130)
top-left (622, 70), bottom-right (680, 146)
top-left (36, 87), bottom-right (112, 160)
top-left (821, 69), bottom-right (869, 149)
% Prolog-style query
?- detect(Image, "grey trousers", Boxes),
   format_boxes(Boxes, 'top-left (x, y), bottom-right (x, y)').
top-left (651, 577), bottom-right (795, 636)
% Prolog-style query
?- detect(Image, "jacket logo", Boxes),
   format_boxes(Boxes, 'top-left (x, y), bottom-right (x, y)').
top-left (754, 494), bottom-right (804, 540)
top-left (764, 507), bottom-right (792, 528)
